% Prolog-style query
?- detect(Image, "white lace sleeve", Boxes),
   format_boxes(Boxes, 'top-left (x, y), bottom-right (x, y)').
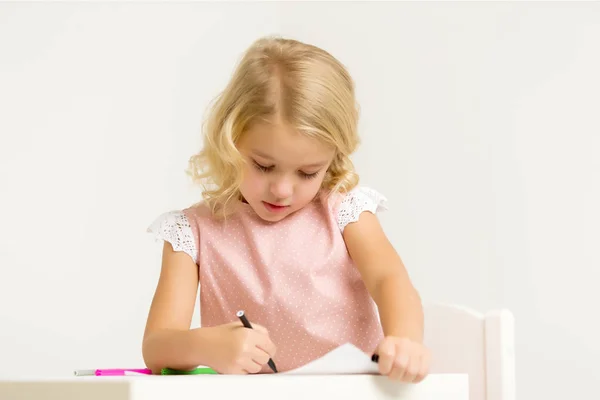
top-left (147, 211), bottom-right (198, 264)
top-left (336, 187), bottom-right (388, 232)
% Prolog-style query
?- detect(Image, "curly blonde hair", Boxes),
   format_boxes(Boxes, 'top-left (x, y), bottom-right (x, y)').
top-left (187, 36), bottom-right (361, 218)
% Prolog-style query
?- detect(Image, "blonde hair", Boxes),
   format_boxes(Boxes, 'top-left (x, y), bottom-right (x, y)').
top-left (187, 36), bottom-right (360, 217)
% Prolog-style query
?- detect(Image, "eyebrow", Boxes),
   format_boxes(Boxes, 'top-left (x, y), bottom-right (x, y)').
top-left (251, 150), bottom-right (328, 169)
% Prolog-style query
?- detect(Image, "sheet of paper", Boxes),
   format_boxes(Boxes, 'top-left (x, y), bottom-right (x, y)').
top-left (283, 343), bottom-right (380, 375)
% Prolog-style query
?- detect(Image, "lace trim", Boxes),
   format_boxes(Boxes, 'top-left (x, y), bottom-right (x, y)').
top-left (337, 187), bottom-right (388, 232)
top-left (147, 211), bottom-right (198, 264)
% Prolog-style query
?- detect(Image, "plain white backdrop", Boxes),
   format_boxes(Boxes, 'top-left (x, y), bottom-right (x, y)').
top-left (0, 2), bottom-right (598, 399)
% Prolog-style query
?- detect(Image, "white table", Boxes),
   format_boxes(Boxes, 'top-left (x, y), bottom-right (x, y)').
top-left (0, 373), bottom-right (468, 400)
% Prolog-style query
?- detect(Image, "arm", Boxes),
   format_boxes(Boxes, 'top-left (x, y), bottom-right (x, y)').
top-left (142, 241), bottom-right (277, 374)
top-left (343, 211), bottom-right (424, 342)
top-left (142, 241), bottom-right (214, 373)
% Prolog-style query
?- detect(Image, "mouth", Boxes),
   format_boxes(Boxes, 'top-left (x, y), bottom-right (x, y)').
top-left (262, 201), bottom-right (291, 213)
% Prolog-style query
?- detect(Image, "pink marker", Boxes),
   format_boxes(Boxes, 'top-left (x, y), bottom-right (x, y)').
top-left (74, 369), bottom-right (152, 376)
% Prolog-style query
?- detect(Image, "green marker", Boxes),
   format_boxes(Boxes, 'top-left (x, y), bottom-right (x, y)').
top-left (161, 367), bottom-right (218, 375)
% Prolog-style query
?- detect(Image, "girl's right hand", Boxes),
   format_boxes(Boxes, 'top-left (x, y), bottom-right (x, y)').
top-left (205, 321), bottom-right (277, 374)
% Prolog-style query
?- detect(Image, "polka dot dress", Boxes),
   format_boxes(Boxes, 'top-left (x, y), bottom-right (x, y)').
top-left (148, 186), bottom-right (388, 372)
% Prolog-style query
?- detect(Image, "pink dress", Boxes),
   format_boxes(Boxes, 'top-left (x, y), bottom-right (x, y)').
top-left (148, 186), bottom-right (388, 372)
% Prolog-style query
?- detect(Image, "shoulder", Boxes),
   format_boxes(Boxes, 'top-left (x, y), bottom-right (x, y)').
top-left (146, 202), bottom-right (213, 265)
top-left (327, 186), bottom-right (388, 233)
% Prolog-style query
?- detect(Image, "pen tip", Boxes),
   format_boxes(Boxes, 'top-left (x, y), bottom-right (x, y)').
top-left (236, 310), bottom-right (245, 317)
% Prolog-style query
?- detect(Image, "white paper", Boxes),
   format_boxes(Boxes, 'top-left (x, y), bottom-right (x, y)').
top-left (283, 343), bottom-right (380, 375)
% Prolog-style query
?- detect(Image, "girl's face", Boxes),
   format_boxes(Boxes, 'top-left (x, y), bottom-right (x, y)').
top-left (236, 120), bottom-right (335, 222)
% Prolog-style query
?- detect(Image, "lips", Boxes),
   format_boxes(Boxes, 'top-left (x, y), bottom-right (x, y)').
top-left (263, 201), bottom-right (290, 213)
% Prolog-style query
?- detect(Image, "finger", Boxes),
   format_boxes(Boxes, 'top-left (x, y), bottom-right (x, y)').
top-left (240, 357), bottom-right (262, 374)
top-left (414, 349), bottom-right (431, 383)
top-left (376, 340), bottom-right (396, 375)
top-left (251, 348), bottom-right (271, 366)
top-left (389, 353), bottom-right (410, 381)
top-left (403, 355), bottom-right (421, 383)
top-left (233, 365), bottom-right (249, 375)
top-left (254, 332), bottom-right (277, 358)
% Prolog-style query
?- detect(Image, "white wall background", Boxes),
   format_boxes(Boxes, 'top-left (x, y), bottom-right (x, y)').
top-left (0, 2), bottom-right (598, 399)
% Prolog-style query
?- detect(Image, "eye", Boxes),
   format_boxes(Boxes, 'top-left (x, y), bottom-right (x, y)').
top-left (299, 171), bottom-right (319, 180)
top-left (253, 160), bottom-right (273, 172)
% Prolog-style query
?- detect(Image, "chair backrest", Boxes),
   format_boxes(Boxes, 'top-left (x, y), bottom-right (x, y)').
top-left (423, 303), bottom-right (516, 400)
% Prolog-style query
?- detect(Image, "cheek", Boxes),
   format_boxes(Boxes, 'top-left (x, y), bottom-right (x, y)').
top-left (299, 177), bottom-right (326, 200)
top-left (240, 168), bottom-right (265, 194)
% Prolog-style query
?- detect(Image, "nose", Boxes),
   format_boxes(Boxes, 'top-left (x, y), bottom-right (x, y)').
top-left (269, 176), bottom-right (294, 200)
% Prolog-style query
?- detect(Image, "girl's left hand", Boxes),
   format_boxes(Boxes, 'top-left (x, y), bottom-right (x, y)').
top-left (374, 336), bottom-right (431, 383)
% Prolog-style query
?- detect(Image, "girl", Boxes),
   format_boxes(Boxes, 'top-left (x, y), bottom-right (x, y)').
top-left (143, 36), bottom-right (430, 383)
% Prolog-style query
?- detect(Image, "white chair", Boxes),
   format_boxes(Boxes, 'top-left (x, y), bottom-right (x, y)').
top-left (423, 303), bottom-right (516, 400)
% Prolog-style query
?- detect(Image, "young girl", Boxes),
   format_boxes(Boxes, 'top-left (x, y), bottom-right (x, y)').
top-left (143, 36), bottom-right (430, 383)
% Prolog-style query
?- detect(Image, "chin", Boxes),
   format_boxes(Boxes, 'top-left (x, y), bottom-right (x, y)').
top-left (260, 215), bottom-right (287, 222)
top-left (256, 209), bottom-right (291, 222)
